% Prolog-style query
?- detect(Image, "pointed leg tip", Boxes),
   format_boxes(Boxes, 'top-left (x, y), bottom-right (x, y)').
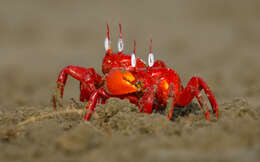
top-left (51, 95), bottom-right (57, 111)
top-left (84, 111), bottom-right (93, 121)
top-left (215, 111), bottom-right (219, 119)
top-left (84, 113), bottom-right (90, 121)
top-left (205, 111), bottom-right (210, 120)
top-left (168, 112), bottom-right (173, 120)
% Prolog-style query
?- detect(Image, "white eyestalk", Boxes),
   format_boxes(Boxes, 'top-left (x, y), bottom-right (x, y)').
top-left (131, 53), bottom-right (136, 67)
top-left (148, 53), bottom-right (154, 67)
top-left (131, 40), bottom-right (137, 67)
top-left (104, 37), bottom-right (109, 51)
top-left (148, 39), bottom-right (154, 67)
top-left (117, 24), bottom-right (124, 53)
top-left (105, 24), bottom-right (111, 52)
top-left (118, 38), bottom-right (123, 52)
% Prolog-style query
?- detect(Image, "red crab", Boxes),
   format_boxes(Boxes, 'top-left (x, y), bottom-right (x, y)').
top-left (53, 24), bottom-right (219, 121)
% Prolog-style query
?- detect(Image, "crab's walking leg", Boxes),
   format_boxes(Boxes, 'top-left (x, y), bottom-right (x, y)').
top-left (167, 83), bottom-right (177, 120)
top-left (139, 86), bottom-right (156, 114)
top-left (168, 99), bottom-right (176, 120)
top-left (194, 90), bottom-right (210, 120)
top-left (84, 87), bottom-right (109, 120)
top-left (55, 65), bottom-right (102, 107)
top-left (177, 77), bottom-right (219, 119)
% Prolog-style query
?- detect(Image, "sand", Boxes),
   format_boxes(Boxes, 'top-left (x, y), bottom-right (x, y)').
top-left (0, 0), bottom-right (260, 161)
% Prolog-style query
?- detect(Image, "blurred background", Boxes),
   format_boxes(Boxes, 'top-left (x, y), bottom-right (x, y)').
top-left (0, 0), bottom-right (260, 109)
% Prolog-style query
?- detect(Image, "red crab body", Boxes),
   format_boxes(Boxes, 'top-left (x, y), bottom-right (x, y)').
top-left (53, 24), bottom-right (218, 121)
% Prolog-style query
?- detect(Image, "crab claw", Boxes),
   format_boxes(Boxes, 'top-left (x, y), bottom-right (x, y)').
top-left (105, 69), bottom-right (138, 95)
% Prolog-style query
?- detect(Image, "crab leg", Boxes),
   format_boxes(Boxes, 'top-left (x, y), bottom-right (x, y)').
top-left (139, 86), bottom-right (156, 114)
top-left (177, 76), bottom-right (219, 119)
top-left (55, 65), bottom-right (103, 107)
top-left (84, 87), bottom-right (109, 120)
top-left (168, 99), bottom-right (176, 120)
top-left (194, 90), bottom-right (210, 120)
top-left (167, 83), bottom-right (177, 120)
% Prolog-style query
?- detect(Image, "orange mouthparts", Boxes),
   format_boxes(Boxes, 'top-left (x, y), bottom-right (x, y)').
top-left (105, 69), bottom-right (138, 95)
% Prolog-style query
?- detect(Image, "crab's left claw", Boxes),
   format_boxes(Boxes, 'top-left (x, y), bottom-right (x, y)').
top-left (105, 69), bottom-right (138, 95)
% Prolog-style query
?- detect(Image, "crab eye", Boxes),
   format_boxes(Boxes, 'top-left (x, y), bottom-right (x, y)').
top-left (131, 53), bottom-right (136, 67)
top-left (104, 37), bottom-right (109, 51)
top-left (118, 38), bottom-right (124, 52)
top-left (148, 53), bottom-right (154, 67)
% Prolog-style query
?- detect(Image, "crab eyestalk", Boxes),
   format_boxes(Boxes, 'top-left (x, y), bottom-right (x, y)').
top-left (117, 24), bottom-right (124, 53)
top-left (105, 24), bottom-right (112, 54)
top-left (148, 39), bottom-right (154, 67)
top-left (131, 40), bottom-right (137, 67)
